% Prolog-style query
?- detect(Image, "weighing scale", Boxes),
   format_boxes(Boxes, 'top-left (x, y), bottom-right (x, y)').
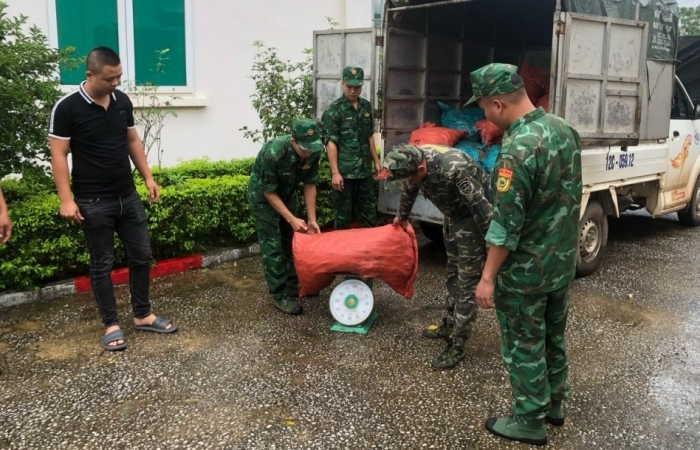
top-left (328, 278), bottom-right (378, 334)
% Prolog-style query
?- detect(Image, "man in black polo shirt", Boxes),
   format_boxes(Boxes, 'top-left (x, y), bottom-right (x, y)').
top-left (49, 47), bottom-right (177, 352)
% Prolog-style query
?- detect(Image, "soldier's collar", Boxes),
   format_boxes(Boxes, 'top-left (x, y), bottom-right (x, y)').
top-left (505, 107), bottom-right (546, 137)
top-left (341, 95), bottom-right (365, 110)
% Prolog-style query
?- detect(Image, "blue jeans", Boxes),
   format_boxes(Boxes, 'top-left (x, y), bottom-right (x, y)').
top-left (76, 191), bottom-right (153, 327)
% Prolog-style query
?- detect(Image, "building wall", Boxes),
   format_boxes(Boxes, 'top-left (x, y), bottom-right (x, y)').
top-left (8, 0), bottom-right (376, 167)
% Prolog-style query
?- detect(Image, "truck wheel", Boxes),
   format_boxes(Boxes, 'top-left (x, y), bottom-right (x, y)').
top-left (576, 200), bottom-right (608, 278)
top-left (677, 175), bottom-right (700, 227)
top-left (419, 221), bottom-right (444, 245)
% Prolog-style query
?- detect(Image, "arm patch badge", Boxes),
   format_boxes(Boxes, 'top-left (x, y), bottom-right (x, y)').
top-left (496, 168), bottom-right (513, 193)
top-left (458, 179), bottom-right (474, 196)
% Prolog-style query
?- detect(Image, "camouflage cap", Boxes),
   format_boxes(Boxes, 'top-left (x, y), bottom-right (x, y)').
top-left (342, 66), bottom-right (364, 86)
top-left (292, 119), bottom-right (324, 153)
top-left (465, 63), bottom-right (524, 105)
top-left (382, 144), bottom-right (424, 180)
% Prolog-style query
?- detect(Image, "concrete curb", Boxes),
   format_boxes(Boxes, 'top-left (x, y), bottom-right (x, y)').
top-left (0, 243), bottom-right (261, 308)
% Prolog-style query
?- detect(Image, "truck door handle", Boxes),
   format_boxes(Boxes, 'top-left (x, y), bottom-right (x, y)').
top-left (673, 131), bottom-right (680, 137)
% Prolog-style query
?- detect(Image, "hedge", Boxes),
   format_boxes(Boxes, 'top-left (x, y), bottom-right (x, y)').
top-left (0, 157), bottom-right (356, 292)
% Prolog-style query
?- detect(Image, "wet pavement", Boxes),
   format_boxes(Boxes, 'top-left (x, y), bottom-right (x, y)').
top-left (1, 211), bottom-right (699, 449)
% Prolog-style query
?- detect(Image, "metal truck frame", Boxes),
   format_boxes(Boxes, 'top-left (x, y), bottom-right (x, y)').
top-left (313, 0), bottom-right (699, 276)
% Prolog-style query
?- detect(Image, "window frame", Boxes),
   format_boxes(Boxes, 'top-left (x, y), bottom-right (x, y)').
top-left (47, 0), bottom-right (195, 94)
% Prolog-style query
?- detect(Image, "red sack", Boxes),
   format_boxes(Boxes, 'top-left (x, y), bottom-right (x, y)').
top-left (292, 224), bottom-right (419, 298)
top-left (475, 119), bottom-right (503, 145)
top-left (519, 60), bottom-right (550, 105)
top-left (536, 94), bottom-right (550, 112)
top-left (408, 122), bottom-right (466, 147)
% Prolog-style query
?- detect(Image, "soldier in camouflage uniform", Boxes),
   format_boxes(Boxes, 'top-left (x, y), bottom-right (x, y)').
top-left (469, 63), bottom-right (583, 446)
top-left (322, 66), bottom-right (382, 230)
top-left (247, 119), bottom-right (325, 315)
top-left (383, 144), bottom-right (492, 369)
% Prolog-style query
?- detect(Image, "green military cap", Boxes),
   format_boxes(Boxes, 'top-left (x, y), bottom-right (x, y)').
top-left (342, 66), bottom-right (364, 86)
top-left (465, 63), bottom-right (524, 105)
top-left (292, 119), bottom-right (324, 153)
top-left (382, 144), bottom-right (424, 180)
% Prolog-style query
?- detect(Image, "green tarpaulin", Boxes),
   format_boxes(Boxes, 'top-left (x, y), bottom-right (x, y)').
top-left (564, 0), bottom-right (679, 61)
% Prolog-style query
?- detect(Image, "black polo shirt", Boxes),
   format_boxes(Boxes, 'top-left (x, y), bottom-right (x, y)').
top-left (48, 82), bottom-right (136, 198)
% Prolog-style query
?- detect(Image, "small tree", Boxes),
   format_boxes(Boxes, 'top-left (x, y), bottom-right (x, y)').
top-left (0, 2), bottom-right (76, 179)
top-left (124, 49), bottom-right (179, 170)
top-left (680, 6), bottom-right (700, 36)
top-left (239, 41), bottom-right (313, 144)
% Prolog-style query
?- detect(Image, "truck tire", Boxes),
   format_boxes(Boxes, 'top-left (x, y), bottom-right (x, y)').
top-left (677, 175), bottom-right (700, 227)
top-left (576, 200), bottom-right (608, 278)
top-left (419, 221), bottom-right (444, 246)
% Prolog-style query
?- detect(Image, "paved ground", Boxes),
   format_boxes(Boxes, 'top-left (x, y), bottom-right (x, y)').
top-left (1, 211), bottom-right (699, 449)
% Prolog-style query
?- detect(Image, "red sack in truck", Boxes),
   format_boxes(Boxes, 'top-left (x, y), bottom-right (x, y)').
top-left (292, 224), bottom-right (419, 298)
top-left (475, 119), bottom-right (503, 145)
top-left (536, 94), bottom-right (550, 112)
top-left (519, 60), bottom-right (550, 105)
top-left (408, 122), bottom-right (466, 147)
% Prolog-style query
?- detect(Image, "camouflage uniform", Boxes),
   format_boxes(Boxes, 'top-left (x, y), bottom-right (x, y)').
top-left (384, 145), bottom-right (492, 369)
top-left (468, 64), bottom-right (583, 433)
top-left (247, 119), bottom-right (324, 313)
top-left (321, 66), bottom-right (378, 229)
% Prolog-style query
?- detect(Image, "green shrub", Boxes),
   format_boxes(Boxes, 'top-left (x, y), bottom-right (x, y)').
top-left (0, 193), bottom-right (87, 291)
top-left (143, 175), bottom-right (256, 256)
top-left (150, 158), bottom-right (255, 187)
top-left (0, 157), bottom-right (372, 292)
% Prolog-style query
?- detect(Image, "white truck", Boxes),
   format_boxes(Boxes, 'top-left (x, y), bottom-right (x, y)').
top-left (313, 0), bottom-right (699, 277)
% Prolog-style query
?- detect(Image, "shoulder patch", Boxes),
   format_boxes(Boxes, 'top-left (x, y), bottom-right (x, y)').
top-left (457, 179), bottom-right (474, 196)
top-left (496, 168), bottom-right (513, 193)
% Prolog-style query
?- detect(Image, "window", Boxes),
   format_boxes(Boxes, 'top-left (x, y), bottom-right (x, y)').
top-left (49, 0), bottom-right (192, 90)
top-left (671, 81), bottom-right (693, 120)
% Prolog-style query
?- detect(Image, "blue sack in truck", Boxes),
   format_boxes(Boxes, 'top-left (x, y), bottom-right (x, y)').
top-left (454, 140), bottom-right (487, 163)
top-left (453, 140), bottom-right (501, 173)
top-left (481, 145), bottom-right (501, 173)
top-left (438, 102), bottom-right (485, 142)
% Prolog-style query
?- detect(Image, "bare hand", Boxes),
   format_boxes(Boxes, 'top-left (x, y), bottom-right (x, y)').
top-left (0, 210), bottom-right (11, 244)
top-left (289, 217), bottom-right (308, 232)
top-left (307, 221), bottom-right (321, 234)
top-left (332, 173), bottom-right (344, 191)
top-left (475, 278), bottom-right (495, 309)
top-left (393, 216), bottom-right (409, 229)
top-left (60, 201), bottom-right (85, 224)
top-left (145, 178), bottom-right (160, 202)
top-left (374, 160), bottom-right (382, 174)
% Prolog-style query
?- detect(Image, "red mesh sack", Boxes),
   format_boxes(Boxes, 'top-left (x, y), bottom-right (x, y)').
top-left (292, 224), bottom-right (419, 298)
top-left (408, 122), bottom-right (466, 147)
top-left (475, 119), bottom-right (503, 145)
top-left (519, 61), bottom-right (550, 105)
top-left (536, 94), bottom-right (550, 113)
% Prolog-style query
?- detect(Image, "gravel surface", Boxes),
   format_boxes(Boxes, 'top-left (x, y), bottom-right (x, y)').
top-left (1, 212), bottom-right (699, 449)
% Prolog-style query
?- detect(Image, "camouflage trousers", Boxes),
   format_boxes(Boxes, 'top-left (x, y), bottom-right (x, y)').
top-left (332, 177), bottom-right (377, 230)
top-left (495, 283), bottom-right (571, 419)
top-left (443, 215), bottom-right (485, 346)
top-left (250, 199), bottom-right (300, 301)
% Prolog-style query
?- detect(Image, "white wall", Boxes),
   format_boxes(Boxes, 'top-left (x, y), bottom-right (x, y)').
top-left (9, 0), bottom-right (376, 167)
top-left (346, 0), bottom-right (373, 28)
